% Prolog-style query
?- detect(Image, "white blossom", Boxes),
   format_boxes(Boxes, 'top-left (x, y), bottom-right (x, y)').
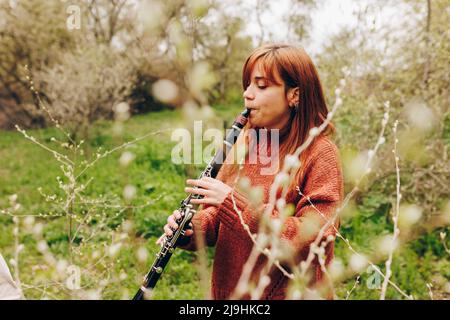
top-left (309, 127), bottom-right (319, 137)
top-left (349, 254), bottom-right (368, 272)
top-left (123, 185), bottom-right (136, 201)
top-left (119, 151), bottom-right (135, 167)
top-left (137, 246), bottom-right (148, 263)
top-left (152, 79), bottom-right (179, 104)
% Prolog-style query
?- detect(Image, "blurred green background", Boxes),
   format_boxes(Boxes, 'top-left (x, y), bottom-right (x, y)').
top-left (0, 0), bottom-right (448, 299)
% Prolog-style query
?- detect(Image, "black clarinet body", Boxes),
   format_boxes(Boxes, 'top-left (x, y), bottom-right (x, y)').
top-left (133, 108), bottom-right (250, 300)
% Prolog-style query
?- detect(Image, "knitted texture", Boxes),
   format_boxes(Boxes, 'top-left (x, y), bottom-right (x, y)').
top-left (178, 134), bottom-right (344, 300)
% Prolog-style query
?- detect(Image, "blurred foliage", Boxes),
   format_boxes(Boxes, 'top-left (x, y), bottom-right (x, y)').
top-left (0, 0), bottom-right (448, 300)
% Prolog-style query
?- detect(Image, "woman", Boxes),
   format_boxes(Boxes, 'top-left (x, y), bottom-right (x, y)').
top-left (157, 44), bottom-right (344, 300)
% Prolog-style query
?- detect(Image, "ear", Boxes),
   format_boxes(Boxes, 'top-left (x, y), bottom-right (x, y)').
top-left (287, 87), bottom-right (300, 106)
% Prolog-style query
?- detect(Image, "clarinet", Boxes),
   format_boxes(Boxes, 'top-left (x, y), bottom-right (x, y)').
top-left (133, 108), bottom-right (250, 300)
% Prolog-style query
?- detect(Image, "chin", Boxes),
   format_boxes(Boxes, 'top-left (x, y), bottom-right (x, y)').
top-left (249, 119), bottom-right (262, 128)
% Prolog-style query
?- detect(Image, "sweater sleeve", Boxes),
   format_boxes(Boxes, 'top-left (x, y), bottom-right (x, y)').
top-left (177, 204), bottom-right (221, 251)
top-left (217, 139), bottom-right (344, 258)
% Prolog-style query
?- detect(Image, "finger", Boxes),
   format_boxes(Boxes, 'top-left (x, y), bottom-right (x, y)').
top-left (186, 179), bottom-right (211, 189)
top-left (164, 225), bottom-right (173, 236)
top-left (173, 210), bottom-right (182, 220)
top-left (167, 216), bottom-right (178, 230)
top-left (170, 223), bottom-right (178, 232)
top-left (190, 198), bottom-right (218, 206)
top-left (185, 187), bottom-right (212, 196)
top-left (156, 234), bottom-right (165, 245)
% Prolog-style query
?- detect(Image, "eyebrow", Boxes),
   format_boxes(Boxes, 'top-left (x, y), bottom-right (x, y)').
top-left (254, 76), bottom-right (269, 81)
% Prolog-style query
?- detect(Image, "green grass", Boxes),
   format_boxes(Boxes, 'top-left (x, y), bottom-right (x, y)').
top-left (0, 106), bottom-right (448, 299)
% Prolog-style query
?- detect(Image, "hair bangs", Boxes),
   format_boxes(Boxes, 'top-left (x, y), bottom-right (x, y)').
top-left (242, 49), bottom-right (283, 90)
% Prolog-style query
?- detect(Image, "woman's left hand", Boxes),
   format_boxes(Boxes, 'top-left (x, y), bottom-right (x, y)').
top-left (185, 177), bottom-right (232, 206)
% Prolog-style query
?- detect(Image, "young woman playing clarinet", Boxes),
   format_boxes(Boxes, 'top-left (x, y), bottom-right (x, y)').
top-left (157, 43), bottom-right (344, 300)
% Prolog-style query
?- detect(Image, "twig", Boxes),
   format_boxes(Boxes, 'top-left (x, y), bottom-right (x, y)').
top-left (345, 276), bottom-right (360, 300)
top-left (380, 120), bottom-right (401, 300)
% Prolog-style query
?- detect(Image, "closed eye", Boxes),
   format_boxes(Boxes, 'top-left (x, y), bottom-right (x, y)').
top-left (257, 81), bottom-right (268, 89)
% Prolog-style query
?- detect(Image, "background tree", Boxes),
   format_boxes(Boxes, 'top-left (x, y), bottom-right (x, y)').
top-left (0, 1), bottom-right (75, 129)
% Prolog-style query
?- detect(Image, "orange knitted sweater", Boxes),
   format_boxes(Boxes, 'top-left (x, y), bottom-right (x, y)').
top-left (178, 133), bottom-right (344, 300)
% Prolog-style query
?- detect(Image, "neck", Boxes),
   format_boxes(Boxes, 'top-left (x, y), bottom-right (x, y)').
top-left (264, 110), bottom-right (294, 143)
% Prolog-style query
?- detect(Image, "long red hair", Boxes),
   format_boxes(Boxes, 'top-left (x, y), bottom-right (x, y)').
top-left (221, 44), bottom-right (335, 193)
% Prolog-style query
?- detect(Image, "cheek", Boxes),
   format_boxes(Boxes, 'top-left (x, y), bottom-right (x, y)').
top-left (263, 93), bottom-right (287, 115)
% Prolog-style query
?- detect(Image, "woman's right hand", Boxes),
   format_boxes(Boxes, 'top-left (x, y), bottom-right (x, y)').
top-left (155, 210), bottom-right (194, 245)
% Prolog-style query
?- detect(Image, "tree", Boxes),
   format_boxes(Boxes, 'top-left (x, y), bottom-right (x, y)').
top-left (0, 1), bottom-right (76, 128)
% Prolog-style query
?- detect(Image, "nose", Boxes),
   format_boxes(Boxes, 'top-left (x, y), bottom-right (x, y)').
top-left (243, 86), bottom-right (255, 100)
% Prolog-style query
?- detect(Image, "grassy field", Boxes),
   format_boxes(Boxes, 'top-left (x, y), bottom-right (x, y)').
top-left (0, 105), bottom-right (448, 300)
